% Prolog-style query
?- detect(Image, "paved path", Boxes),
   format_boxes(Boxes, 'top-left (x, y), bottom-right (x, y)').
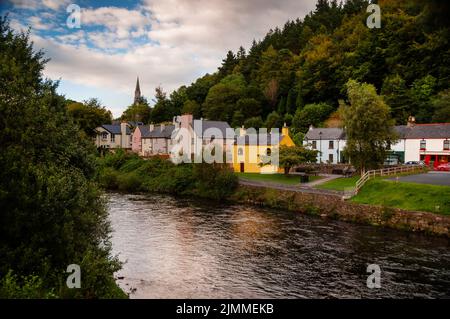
top-left (303, 174), bottom-right (342, 187)
top-left (387, 171), bottom-right (450, 186)
top-left (238, 178), bottom-right (344, 197)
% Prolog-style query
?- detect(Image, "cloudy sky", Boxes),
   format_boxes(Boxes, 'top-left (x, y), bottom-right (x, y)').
top-left (1, 0), bottom-right (317, 117)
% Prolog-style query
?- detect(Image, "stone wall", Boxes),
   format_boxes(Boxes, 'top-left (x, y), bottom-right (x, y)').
top-left (231, 185), bottom-right (450, 237)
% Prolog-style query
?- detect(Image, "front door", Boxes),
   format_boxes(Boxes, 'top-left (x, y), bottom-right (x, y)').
top-left (240, 162), bottom-right (245, 172)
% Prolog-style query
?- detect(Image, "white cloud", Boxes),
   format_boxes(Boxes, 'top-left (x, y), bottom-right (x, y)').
top-left (9, 0), bottom-right (318, 117)
top-left (8, 0), bottom-right (71, 11)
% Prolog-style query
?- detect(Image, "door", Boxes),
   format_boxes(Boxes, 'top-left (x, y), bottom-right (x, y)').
top-left (240, 162), bottom-right (245, 172)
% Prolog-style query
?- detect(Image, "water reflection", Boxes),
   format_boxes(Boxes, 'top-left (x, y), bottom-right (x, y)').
top-left (108, 193), bottom-right (450, 298)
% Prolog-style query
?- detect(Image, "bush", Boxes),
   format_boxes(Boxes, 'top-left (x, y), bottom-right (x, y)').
top-left (0, 270), bottom-right (57, 299)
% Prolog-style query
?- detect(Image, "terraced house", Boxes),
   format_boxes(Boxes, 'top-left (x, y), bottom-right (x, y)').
top-left (95, 122), bottom-right (133, 149)
top-left (304, 118), bottom-right (450, 167)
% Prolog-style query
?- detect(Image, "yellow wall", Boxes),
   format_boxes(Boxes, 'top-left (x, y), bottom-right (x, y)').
top-left (233, 130), bottom-right (295, 173)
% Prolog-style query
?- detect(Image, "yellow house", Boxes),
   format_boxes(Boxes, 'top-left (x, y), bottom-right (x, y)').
top-left (232, 125), bottom-right (295, 173)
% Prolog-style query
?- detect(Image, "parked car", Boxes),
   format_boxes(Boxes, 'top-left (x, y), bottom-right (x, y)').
top-left (435, 163), bottom-right (450, 171)
top-left (404, 161), bottom-right (425, 166)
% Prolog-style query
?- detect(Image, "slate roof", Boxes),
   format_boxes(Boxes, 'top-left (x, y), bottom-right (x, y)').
top-left (101, 124), bottom-right (131, 135)
top-left (140, 125), bottom-right (175, 139)
top-left (193, 120), bottom-right (234, 139)
top-left (403, 123), bottom-right (450, 139)
top-left (305, 127), bottom-right (345, 140)
top-left (304, 123), bottom-right (450, 140)
top-left (235, 134), bottom-right (284, 145)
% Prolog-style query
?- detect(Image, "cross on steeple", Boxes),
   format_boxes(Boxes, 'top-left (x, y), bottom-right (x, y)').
top-left (134, 76), bottom-right (141, 105)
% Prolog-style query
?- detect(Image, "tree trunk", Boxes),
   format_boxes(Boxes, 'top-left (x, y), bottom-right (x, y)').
top-left (284, 167), bottom-right (290, 175)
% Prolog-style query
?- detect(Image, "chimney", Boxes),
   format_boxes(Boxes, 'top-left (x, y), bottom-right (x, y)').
top-left (180, 114), bottom-right (193, 129)
top-left (407, 116), bottom-right (416, 127)
top-left (309, 124), bottom-right (314, 131)
top-left (240, 125), bottom-right (246, 137)
top-left (120, 122), bottom-right (128, 147)
top-left (160, 123), bottom-right (165, 131)
top-left (282, 122), bottom-right (289, 137)
top-left (149, 124), bottom-right (154, 131)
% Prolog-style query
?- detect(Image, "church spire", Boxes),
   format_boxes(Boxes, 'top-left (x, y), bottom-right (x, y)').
top-left (134, 76), bottom-right (141, 105)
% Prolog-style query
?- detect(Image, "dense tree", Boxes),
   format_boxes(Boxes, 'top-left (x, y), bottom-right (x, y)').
top-left (244, 116), bottom-right (264, 129)
top-left (182, 99), bottom-right (201, 118)
top-left (121, 97), bottom-right (151, 123)
top-left (431, 90), bottom-right (450, 123)
top-left (202, 74), bottom-right (245, 121)
top-left (292, 102), bottom-right (333, 133)
top-left (163, 0), bottom-right (449, 126)
top-left (0, 16), bottom-right (124, 298)
top-left (265, 111), bottom-right (283, 130)
top-left (67, 98), bottom-right (112, 137)
top-left (150, 86), bottom-right (177, 123)
top-left (274, 145), bottom-right (318, 175)
top-left (341, 80), bottom-right (397, 174)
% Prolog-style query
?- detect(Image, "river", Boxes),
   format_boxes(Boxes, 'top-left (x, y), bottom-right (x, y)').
top-left (107, 192), bottom-right (450, 298)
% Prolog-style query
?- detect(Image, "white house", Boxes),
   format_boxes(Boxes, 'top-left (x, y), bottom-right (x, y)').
top-left (303, 126), bottom-right (346, 164)
top-left (403, 122), bottom-right (450, 167)
top-left (303, 120), bottom-right (450, 167)
top-left (95, 122), bottom-right (132, 149)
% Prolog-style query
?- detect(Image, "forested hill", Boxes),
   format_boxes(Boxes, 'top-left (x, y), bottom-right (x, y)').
top-left (141, 0), bottom-right (450, 133)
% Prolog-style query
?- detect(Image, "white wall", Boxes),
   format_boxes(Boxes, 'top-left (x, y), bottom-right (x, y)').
top-left (304, 139), bottom-right (346, 164)
top-left (405, 138), bottom-right (449, 162)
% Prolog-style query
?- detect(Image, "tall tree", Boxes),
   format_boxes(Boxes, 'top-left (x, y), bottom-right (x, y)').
top-left (341, 80), bottom-right (397, 174)
top-left (67, 98), bottom-right (112, 137)
top-left (0, 16), bottom-right (124, 298)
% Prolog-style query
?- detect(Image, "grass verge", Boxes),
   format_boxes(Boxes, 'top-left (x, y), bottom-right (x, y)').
top-left (237, 173), bottom-right (322, 185)
top-left (352, 179), bottom-right (450, 215)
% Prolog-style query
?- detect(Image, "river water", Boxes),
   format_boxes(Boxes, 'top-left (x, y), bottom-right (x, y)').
top-left (107, 192), bottom-right (450, 298)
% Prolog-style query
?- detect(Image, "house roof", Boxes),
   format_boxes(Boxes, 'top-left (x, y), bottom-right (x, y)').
top-left (305, 127), bottom-right (345, 140)
top-left (304, 123), bottom-right (450, 140)
top-left (403, 123), bottom-right (450, 139)
top-left (235, 134), bottom-right (284, 145)
top-left (193, 120), bottom-right (234, 139)
top-left (141, 125), bottom-right (175, 139)
top-left (101, 124), bottom-right (131, 135)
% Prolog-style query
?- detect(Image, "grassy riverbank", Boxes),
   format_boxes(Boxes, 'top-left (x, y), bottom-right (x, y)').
top-left (352, 180), bottom-right (450, 215)
top-left (315, 176), bottom-right (360, 191)
top-left (97, 151), bottom-right (238, 200)
top-left (237, 172), bottom-right (322, 185)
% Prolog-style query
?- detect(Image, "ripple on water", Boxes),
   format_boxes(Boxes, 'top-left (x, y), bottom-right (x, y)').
top-left (107, 192), bottom-right (450, 299)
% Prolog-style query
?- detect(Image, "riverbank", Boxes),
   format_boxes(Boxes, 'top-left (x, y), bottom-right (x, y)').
top-left (231, 184), bottom-right (450, 237)
top-left (97, 153), bottom-right (450, 237)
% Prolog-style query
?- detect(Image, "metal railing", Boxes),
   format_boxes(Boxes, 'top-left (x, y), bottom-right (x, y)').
top-left (354, 165), bottom-right (426, 194)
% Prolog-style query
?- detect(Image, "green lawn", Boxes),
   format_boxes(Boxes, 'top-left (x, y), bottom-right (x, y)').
top-left (315, 175), bottom-right (360, 191)
top-left (237, 173), bottom-right (322, 185)
top-left (352, 180), bottom-right (450, 215)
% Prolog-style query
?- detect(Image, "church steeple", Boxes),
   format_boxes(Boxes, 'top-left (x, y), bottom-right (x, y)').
top-left (134, 76), bottom-right (141, 105)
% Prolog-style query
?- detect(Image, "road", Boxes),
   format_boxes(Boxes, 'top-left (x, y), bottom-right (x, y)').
top-left (387, 171), bottom-right (450, 186)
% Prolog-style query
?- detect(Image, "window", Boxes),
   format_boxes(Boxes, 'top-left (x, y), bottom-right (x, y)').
top-left (102, 132), bottom-right (108, 140)
top-left (420, 139), bottom-right (426, 150)
top-left (110, 134), bottom-right (115, 142)
top-left (329, 154), bottom-right (333, 163)
top-left (444, 140), bottom-right (449, 150)
top-left (329, 141), bottom-right (334, 149)
top-left (238, 148), bottom-right (243, 155)
top-left (312, 141), bottom-right (317, 149)
top-left (266, 148), bottom-right (272, 156)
